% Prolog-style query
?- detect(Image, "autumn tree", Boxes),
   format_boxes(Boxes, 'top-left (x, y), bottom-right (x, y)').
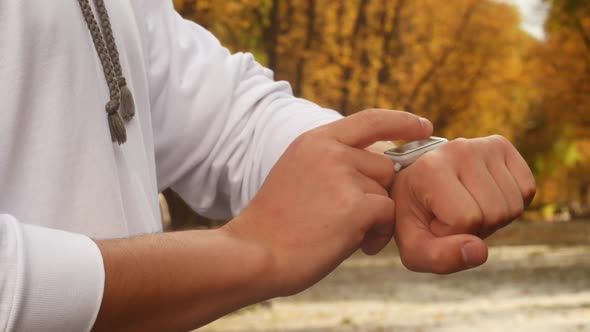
top-left (519, 0), bottom-right (590, 210)
top-left (167, 0), bottom-right (562, 225)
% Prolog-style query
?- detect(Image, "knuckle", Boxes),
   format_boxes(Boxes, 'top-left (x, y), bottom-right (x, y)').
top-left (489, 134), bottom-right (512, 148)
top-left (488, 135), bottom-right (513, 156)
top-left (428, 248), bottom-right (443, 266)
top-left (510, 201), bottom-right (525, 220)
top-left (486, 207), bottom-right (510, 225)
top-left (448, 138), bottom-right (473, 156)
top-left (428, 250), bottom-right (453, 275)
top-left (452, 212), bottom-right (483, 231)
top-left (290, 130), bottom-right (316, 152)
top-left (338, 190), bottom-right (363, 214)
top-left (323, 143), bottom-right (348, 162)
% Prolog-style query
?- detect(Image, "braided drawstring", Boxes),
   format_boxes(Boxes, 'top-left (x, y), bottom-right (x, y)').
top-left (93, 0), bottom-right (136, 121)
top-left (77, 0), bottom-right (135, 144)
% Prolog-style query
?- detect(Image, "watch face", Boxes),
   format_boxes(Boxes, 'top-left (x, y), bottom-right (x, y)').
top-left (385, 137), bottom-right (446, 156)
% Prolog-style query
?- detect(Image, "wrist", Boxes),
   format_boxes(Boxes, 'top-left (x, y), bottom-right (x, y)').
top-left (218, 220), bottom-right (279, 301)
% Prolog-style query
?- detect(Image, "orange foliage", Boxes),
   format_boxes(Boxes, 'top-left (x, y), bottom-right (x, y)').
top-left (173, 0), bottom-right (590, 208)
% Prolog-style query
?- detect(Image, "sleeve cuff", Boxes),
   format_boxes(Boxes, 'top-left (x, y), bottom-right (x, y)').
top-left (9, 220), bottom-right (105, 332)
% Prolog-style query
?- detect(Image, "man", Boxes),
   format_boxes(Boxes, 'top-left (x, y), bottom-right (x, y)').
top-left (0, 0), bottom-right (536, 331)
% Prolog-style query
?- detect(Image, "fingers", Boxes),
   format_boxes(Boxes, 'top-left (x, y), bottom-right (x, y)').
top-left (426, 171), bottom-right (483, 237)
top-left (390, 135), bottom-right (532, 274)
top-left (404, 152), bottom-right (484, 237)
top-left (361, 228), bottom-right (394, 256)
top-left (361, 194), bottom-right (396, 255)
top-left (500, 136), bottom-right (537, 206)
top-left (321, 109), bottom-right (433, 149)
top-left (354, 165), bottom-right (395, 256)
top-left (427, 136), bottom-right (532, 238)
top-left (470, 135), bottom-right (534, 236)
top-left (393, 157), bottom-right (489, 274)
top-left (348, 147), bottom-right (396, 189)
top-left (355, 174), bottom-right (389, 197)
top-left (365, 141), bottom-right (396, 154)
top-left (395, 214), bottom-right (488, 274)
top-left (459, 158), bottom-right (510, 237)
top-left (483, 160), bottom-right (525, 236)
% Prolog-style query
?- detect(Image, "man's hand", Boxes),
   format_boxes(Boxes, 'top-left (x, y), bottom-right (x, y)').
top-left (392, 135), bottom-right (536, 274)
top-left (94, 110), bottom-right (432, 332)
top-left (225, 110), bottom-right (433, 297)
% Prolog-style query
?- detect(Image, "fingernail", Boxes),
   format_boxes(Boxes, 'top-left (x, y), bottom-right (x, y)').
top-left (461, 242), bottom-right (477, 267)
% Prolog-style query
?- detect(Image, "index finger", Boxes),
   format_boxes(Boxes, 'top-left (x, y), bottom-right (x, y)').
top-left (321, 109), bottom-right (434, 149)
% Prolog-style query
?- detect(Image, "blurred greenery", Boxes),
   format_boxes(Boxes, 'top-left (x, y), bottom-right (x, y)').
top-left (166, 0), bottom-right (590, 226)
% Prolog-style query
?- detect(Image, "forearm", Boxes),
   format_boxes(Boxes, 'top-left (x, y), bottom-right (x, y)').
top-left (92, 225), bottom-right (274, 332)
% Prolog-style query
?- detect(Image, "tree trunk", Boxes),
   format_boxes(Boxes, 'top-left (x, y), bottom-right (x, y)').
top-left (294, 0), bottom-right (316, 96)
top-left (263, 0), bottom-right (281, 72)
top-left (404, 3), bottom-right (479, 113)
top-left (339, 0), bottom-right (369, 114)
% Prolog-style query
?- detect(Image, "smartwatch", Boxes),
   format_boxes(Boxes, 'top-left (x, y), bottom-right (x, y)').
top-left (384, 136), bottom-right (448, 171)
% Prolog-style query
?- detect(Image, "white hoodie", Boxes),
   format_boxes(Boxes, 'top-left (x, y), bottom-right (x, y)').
top-left (0, 1), bottom-right (341, 330)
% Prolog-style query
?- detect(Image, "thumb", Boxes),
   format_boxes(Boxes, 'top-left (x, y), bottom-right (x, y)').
top-left (395, 222), bottom-right (488, 274)
top-left (321, 109), bottom-right (433, 149)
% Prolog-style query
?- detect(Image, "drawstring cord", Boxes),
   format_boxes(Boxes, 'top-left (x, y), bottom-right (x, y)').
top-left (77, 0), bottom-right (135, 144)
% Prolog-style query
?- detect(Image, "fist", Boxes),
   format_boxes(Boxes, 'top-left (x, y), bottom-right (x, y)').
top-left (392, 135), bottom-right (536, 274)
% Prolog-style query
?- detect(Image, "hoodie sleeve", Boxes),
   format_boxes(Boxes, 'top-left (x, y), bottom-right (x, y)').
top-left (0, 216), bottom-right (105, 332)
top-left (142, 1), bottom-right (343, 220)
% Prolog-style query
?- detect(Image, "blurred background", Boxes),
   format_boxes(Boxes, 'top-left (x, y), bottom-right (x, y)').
top-left (166, 0), bottom-right (590, 331)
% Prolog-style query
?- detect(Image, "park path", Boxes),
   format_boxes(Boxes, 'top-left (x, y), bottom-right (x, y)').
top-left (202, 245), bottom-right (590, 332)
